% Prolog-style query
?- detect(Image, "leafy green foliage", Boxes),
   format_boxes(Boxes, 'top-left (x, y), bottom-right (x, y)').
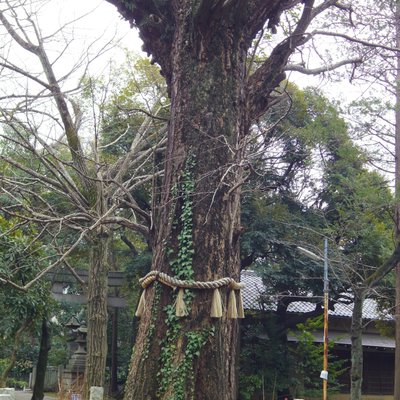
top-left (247, 85), bottom-right (349, 194)
top-left (98, 54), bottom-right (168, 158)
top-left (242, 85), bottom-right (393, 300)
top-left (0, 216), bottom-right (53, 386)
top-left (319, 119), bottom-right (394, 287)
top-left (0, 217), bottom-right (51, 335)
top-left (158, 327), bottom-right (213, 400)
top-left (239, 316), bottom-right (345, 399)
top-left (239, 318), bottom-right (289, 400)
top-left (169, 155), bottom-right (196, 280)
top-left (241, 192), bottom-right (330, 299)
top-left (239, 85), bottom-right (393, 398)
top-left (289, 317), bottom-right (345, 398)
top-left (155, 155), bottom-right (213, 400)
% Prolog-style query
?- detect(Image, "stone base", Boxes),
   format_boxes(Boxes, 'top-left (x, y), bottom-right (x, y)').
top-left (89, 386), bottom-right (103, 400)
top-left (62, 370), bottom-right (85, 390)
top-left (0, 388), bottom-right (15, 400)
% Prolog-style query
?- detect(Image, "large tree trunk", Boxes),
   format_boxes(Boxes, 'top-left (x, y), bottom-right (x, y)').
top-left (83, 233), bottom-right (111, 397)
top-left (31, 320), bottom-right (51, 400)
top-left (350, 289), bottom-right (365, 400)
top-left (105, 1), bottom-right (318, 398)
top-left (124, 7), bottom-right (247, 400)
top-left (109, 308), bottom-right (119, 396)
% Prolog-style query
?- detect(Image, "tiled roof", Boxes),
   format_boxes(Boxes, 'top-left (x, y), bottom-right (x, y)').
top-left (241, 270), bottom-right (266, 310)
top-left (240, 270), bottom-right (393, 321)
top-left (332, 298), bottom-right (393, 320)
top-left (287, 330), bottom-right (395, 348)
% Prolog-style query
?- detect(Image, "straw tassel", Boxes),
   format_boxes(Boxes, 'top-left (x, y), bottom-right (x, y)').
top-left (237, 289), bottom-right (245, 318)
top-left (210, 288), bottom-right (223, 318)
top-left (135, 289), bottom-right (146, 317)
top-left (227, 289), bottom-right (238, 319)
top-left (175, 288), bottom-right (189, 317)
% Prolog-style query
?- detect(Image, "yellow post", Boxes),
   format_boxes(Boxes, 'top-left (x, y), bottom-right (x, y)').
top-left (322, 238), bottom-right (329, 400)
top-left (297, 240), bottom-right (329, 399)
top-left (323, 290), bottom-right (329, 400)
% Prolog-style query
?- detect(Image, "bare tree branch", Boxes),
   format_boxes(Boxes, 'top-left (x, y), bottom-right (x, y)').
top-left (286, 57), bottom-right (362, 75)
top-left (0, 229), bottom-right (88, 292)
top-left (117, 105), bottom-right (170, 122)
top-left (312, 29), bottom-right (400, 52)
top-left (0, 60), bottom-right (51, 89)
top-left (0, 8), bottom-right (92, 191)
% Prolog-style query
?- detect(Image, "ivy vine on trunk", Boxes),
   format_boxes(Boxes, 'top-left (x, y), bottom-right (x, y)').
top-left (106, 1), bottom-right (356, 398)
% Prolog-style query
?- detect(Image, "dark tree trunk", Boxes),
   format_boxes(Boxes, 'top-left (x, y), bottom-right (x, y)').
top-left (350, 289), bottom-right (365, 400)
top-left (31, 320), bottom-right (51, 400)
top-left (109, 308), bottom-right (119, 396)
top-left (83, 232), bottom-right (111, 398)
top-left (124, 8), bottom-right (247, 400)
top-left (106, 1), bottom-right (319, 399)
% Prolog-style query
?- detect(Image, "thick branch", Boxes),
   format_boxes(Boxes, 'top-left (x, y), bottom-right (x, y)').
top-left (246, 0), bottom-right (304, 39)
top-left (286, 57), bottom-right (362, 75)
top-left (247, 0), bottom-right (316, 121)
top-left (121, 234), bottom-right (138, 256)
top-left (102, 217), bottom-right (149, 237)
top-left (62, 259), bottom-right (86, 286)
top-left (119, 199), bottom-right (151, 223)
top-left (365, 243), bottom-right (400, 288)
top-left (310, 0), bottom-right (339, 18)
top-left (0, 61), bottom-right (51, 89)
top-left (0, 11), bottom-right (38, 52)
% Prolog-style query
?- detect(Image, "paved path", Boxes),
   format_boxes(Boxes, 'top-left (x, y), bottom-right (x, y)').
top-left (14, 391), bottom-right (55, 400)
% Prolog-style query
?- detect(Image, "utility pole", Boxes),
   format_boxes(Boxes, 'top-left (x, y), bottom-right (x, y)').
top-left (298, 239), bottom-right (329, 399)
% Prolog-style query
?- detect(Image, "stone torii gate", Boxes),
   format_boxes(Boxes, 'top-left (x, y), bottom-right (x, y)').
top-left (45, 268), bottom-right (128, 391)
top-left (47, 269), bottom-right (127, 308)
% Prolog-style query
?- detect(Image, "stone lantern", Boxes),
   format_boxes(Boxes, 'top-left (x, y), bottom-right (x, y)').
top-left (63, 318), bottom-right (87, 389)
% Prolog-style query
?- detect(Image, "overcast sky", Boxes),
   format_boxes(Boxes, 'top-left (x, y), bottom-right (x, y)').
top-left (41, 0), bottom-right (144, 75)
top-left (49, 0), bottom-right (141, 48)
top-left (58, 1), bottom-right (362, 102)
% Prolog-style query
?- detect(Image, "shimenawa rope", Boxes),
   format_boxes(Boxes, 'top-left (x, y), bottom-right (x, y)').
top-left (135, 270), bottom-right (245, 319)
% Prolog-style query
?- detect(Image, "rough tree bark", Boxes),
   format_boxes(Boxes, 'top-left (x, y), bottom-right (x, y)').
top-left (83, 232), bottom-right (111, 395)
top-left (125, 11), bottom-right (247, 398)
top-left (109, 308), bottom-right (119, 396)
top-left (106, 1), bottom-right (339, 399)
